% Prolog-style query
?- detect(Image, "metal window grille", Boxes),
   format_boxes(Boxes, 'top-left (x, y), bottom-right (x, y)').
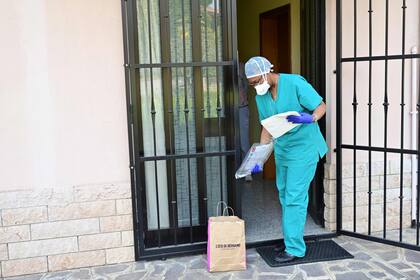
top-left (336, 0), bottom-right (420, 251)
top-left (121, 0), bottom-right (241, 259)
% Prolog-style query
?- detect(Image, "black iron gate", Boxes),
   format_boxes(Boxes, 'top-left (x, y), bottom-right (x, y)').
top-left (336, 0), bottom-right (420, 251)
top-left (121, 0), bottom-right (240, 259)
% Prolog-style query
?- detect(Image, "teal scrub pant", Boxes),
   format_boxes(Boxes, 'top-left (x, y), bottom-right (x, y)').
top-left (276, 162), bottom-right (317, 257)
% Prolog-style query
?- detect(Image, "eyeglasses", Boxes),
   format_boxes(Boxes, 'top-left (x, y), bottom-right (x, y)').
top-left (248, 76), bottom-right (264, 87)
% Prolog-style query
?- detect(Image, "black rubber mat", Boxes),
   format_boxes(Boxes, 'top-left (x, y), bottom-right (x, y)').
top-left (256, 239), bottom-right (353, 267)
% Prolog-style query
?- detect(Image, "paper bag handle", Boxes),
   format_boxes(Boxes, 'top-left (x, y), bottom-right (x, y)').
top-left (216, 201), bottom-right (228, 216)
top-left (222, 206), bottom-right (235, 216)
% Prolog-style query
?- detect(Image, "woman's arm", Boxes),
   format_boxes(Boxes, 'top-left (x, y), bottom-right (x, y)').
top-left (260, 126), bottom-right (272, 144)
top-left (312, 101), bottom-right (326, 122)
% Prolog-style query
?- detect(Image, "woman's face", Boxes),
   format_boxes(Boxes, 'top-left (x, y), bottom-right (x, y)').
top-left (248, 73), bottom-right (274, 87)
top-left (248, 75), bottom-right (265, 87)
top-left (248, 73), bottom-right (272, 96)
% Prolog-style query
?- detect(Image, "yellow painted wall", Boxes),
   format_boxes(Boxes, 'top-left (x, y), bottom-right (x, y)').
top-left (237, 0), bottom-right (301, 142)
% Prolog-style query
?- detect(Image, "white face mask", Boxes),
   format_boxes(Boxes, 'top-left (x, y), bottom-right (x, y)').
top-left (254, 75), bottom-right (270, 95)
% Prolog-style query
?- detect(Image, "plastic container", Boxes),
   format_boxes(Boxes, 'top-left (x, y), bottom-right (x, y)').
top-left (235, 142), bottom-right (273, 179)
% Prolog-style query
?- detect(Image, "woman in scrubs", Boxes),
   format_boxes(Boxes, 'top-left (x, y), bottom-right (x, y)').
top-left (245, 56), bottom-right (328, 263)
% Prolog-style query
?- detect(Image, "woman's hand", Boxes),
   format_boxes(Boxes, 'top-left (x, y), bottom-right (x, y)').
top-left (286, 112), bottom-right (313, 124)
top-left (287, 102), bottom-right (326, 124)
top-left (251, 164), bottom-right (262, 174)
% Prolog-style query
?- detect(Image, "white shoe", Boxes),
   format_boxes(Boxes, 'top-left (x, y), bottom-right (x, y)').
top-left (245, 174), bottom-right (253, 182)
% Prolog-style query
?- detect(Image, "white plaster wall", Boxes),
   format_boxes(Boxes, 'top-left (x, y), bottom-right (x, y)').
top-left (0, 0), bottom-right (129, 190)
top-left (325, 0), bottom-right (420, 165)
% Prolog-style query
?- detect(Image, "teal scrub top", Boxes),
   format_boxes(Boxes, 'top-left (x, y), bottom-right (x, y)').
top-left (255, 73), bottom-right (328, 167)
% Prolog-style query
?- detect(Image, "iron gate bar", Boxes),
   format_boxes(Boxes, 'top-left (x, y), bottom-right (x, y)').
top-left (352, 0), bottom-right (358, 233)
top-left (130, 61), bottom-right (235, 68)
top-left (159, 0), bottom-right (180, 245)
top-left (158, 0), bottom-right (178, 246)
top-left (145, 0), bottom-right (163, 247)
top-left (169, 92), bottom-right (178, 247)
top-left (202, 0), bottom-right (210, 228)
top-left (173, 0), bottom-right (188, 245)
top-left (367, 0), bottom-right (373, 236)
top-left (336, 0), bottom-right (343, 234)
top-left (134, 0), bottom-right (148, 258)
top-left (341, 54), bottom-right (420, 62)
top-left (173, 5), bottom-right (182, 246)
top-left (341, 230), bottom-right (420, 252)
top-left (182, 0), bottom-right (195, 244)
top-left (214, 0), bottom-right (225, 213)
top-left (340, 145), bottom-right (419, 155)
top-left (121, 0), bottom-right (141, 260)
top-left (137, 232), bottom-right (338, 261)
top-left (383, 0), bottom-right (389, 239)
top-left (203, 0), bottom-right (210, 227)
top-left (135, 8), bottom-right (149, 259)
top-left (122, 0), bottom-right (148, 259)
top-left (179, 0), bottom-right (193, 245)
top-left (399, 0), bottom-right (407, 243)
top-left (158, 0), bottom-right (179, 245)
top-left (144, 225), bottom-right (207, 247)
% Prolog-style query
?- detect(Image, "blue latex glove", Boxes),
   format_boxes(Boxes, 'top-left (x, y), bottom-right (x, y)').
top-left (286, 112), bottom-right (313, 124)
top-left (251, 164), bottom-right (262, 174)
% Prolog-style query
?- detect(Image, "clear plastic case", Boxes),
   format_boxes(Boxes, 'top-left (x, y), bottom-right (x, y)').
top-left (235, 142), bottom-right (274, 179)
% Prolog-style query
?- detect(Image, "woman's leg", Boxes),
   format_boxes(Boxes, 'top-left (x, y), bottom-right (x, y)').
top-left (283, 163), bottom-right (317, 257)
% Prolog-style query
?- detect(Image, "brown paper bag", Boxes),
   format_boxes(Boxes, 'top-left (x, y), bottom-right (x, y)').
top-left (207, 204), bottom-right (246, 272)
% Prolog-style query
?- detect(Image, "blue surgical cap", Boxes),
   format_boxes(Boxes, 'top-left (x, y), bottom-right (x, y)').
top-left (244, 56), bottom-right (274, 78)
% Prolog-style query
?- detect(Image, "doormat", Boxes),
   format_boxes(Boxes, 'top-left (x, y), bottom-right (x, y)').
top-left (256, 239), bottom-right (353, 267)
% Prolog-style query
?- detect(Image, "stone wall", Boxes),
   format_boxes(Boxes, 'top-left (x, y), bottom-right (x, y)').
top-left (324, 158), bottom-right (413, 233)
top-left (0, 182), bottom-right (134, 278)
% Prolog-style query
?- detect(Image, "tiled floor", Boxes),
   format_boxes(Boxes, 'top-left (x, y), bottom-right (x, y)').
top-left (241, 176), bottom-right (329, 243)
top-left (5, 235), bottom-right (420, 280)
